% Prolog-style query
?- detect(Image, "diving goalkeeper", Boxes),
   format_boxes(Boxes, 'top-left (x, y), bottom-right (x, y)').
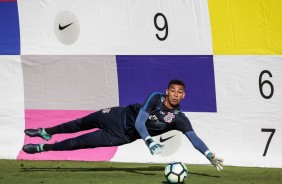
top-left (23, 79), bottom-right (224, 171)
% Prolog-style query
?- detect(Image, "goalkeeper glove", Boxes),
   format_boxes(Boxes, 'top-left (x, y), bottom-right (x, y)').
top-left (145, 136), bottom-right (163, 155)
top-left (206, 151), bottom-right (224, 171)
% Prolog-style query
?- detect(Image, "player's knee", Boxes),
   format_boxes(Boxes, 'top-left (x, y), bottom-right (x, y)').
top-left (69, 139), bottom-right (88, 150)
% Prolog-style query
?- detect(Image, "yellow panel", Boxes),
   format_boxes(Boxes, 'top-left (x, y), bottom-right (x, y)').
top-left (208, 0), bottom-right (282, 54)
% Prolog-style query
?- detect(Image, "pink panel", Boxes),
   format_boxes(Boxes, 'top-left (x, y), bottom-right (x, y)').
top-left (17, 110), bottom-right (118, 161)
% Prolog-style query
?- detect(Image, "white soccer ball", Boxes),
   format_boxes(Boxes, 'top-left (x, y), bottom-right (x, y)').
top-left (164, 162), bottom-right (188, 183)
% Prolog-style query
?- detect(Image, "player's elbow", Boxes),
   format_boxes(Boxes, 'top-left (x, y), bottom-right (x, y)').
top-left (134, 122), bottom-right (142, 131)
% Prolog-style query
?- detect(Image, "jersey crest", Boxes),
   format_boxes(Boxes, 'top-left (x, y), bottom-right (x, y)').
top-left (164, 112), bottom-right (175, 123)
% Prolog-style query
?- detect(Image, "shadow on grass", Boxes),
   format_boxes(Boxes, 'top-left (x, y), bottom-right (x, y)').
top-left (189, 172), bottom-right (220, 178)
top-left (21, 166), bottom-right (220, 178)
top-left (161, 172), bottom-right (220, 184)
top-left (21, 166), bottom-right (163, 176)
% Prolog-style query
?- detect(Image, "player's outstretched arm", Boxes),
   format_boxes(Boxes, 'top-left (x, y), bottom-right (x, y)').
top-left (185, 131), bottom-right (224, 171)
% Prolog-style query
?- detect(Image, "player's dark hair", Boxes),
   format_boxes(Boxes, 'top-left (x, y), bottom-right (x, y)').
top-left (168, 80), bottom-right (185, 89)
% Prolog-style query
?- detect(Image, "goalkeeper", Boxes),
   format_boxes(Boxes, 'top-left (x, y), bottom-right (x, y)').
top-left (23, 79), bottom-right (224, 171)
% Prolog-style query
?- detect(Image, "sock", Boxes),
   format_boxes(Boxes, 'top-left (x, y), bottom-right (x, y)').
top-left (44, 127), bottom-right (58, 135)
top-left (39, 144), bottom-right (45, 151)
top-left (43, 144), bottom-right (55, 151)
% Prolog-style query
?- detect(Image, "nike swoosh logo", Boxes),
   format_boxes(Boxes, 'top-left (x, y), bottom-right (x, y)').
top-left (160, 135), bottom-right (175, 143)
top-left (59, 23), bottom-right (73, 30)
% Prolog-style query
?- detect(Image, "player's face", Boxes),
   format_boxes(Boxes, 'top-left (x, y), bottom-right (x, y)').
top-left (165, 84), bottom-right (185, 109)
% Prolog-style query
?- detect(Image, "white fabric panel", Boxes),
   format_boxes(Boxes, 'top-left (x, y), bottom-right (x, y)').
top-left (213, 56), bottom-right (282, 167)
top-left (0, 56), bottom-right (25, 159)
top-left (18, 0), bottom-right (212, 55)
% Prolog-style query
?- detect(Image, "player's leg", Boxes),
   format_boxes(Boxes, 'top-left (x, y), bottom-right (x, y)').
top-left (47, 129), bottom-right (130, 151)
top-left (24, 118), bottom-right (86, 141)
top-left (24, 110), bottom-right (108, 140)
top-left (23, 129), bottom-right (130, 154)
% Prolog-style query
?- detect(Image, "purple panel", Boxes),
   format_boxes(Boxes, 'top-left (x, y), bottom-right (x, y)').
top-left (0, 1), bottom-right (20, 55)
top-left (116, 55), bottom-right (216, 112)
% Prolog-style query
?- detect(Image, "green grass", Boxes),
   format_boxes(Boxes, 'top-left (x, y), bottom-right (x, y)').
top-left (1, 159), bottom-right (282, 184)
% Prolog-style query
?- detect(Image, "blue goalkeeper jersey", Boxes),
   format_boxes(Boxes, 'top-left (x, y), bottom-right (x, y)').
top-left (123, 92), bottom-right (194, 141)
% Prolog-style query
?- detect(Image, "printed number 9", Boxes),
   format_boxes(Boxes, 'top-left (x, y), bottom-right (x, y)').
top-left (154, 13), bottom-right (168, 41)
top-left (259, 70), bottom-right (274, 99)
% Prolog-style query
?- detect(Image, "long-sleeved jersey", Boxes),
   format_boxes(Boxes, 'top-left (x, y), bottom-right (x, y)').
top-left (122, 92), bottom-right (193, 141)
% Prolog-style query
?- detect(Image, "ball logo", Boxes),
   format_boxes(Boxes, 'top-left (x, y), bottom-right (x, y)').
top-left (164, 112), bottom-right (175, 123)
top-left (54, 11), bottom-right (80, 45)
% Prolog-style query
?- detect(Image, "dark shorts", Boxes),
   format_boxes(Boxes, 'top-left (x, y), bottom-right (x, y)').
top-left (52, 107), bottom-right (132, 151)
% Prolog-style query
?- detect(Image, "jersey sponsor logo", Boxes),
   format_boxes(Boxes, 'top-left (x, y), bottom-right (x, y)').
top-left (160, 135), bottom-right (175, 143)
top-left (174, 110), bottom-right (180, 114)
top-left (149, 115), bottom-right (158, 121)
top-left (102, 108), bottom-right (111, 113)
top-left (159, 111), bottom-right (165, 115)
top-left (164, 112), bottom-right (175, 123)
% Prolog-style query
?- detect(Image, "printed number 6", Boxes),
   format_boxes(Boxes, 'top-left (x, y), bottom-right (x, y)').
top-left (259, 70), bottom-right (274, 99)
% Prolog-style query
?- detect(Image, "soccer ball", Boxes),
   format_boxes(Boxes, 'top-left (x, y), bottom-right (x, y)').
top-left (164, 162), bottom-right (188, 183)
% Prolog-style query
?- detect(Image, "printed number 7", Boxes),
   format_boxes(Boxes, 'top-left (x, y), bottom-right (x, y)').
top-left (261, 128), bottom-right (275, 156)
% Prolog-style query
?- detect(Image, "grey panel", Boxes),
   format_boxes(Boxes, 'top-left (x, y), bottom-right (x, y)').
top-left (22, 55), bottom-right (119, 110)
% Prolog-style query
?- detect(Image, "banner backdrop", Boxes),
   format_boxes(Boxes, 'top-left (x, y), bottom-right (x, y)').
top-left (0, 0), bottom-right (281, 168)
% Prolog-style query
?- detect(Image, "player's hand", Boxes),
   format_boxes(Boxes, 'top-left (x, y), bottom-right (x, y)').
top-left (148, 141), bottom-right (163, 155)
top-left (145, 136), bottom-right (164, 155)
top-left (207, 152), bottom-right (224, 171)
